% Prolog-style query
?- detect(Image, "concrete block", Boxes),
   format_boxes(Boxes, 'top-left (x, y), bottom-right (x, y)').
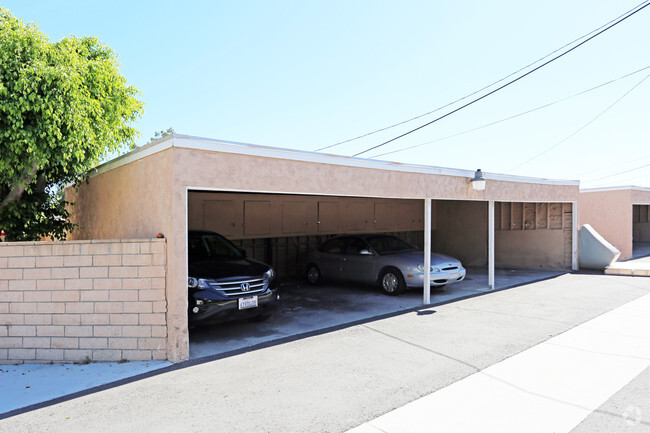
top-left (36, 325), bottom-right (65, 337)
top-left (579, 224), bottom-right (620, 270)
top-left (93, 325), bottom-right (122, 337)
top-left (53, 314), bottom-right (81, 325)
top-left (8, 256), bottom-right (36, 268)
top-left (24, 314), bottom-right (52, 325)
top-left (22, 337), bottom-right (51, 348)
top-left (79, 337), bottom-right (108, 349)
top-left (122, 349), bottom-right (152, 361)
top-left (36, 348), bottom-right (64, 361)
top-left (8, 348), bottom-right (36, 360)
top-left (91, 349), bottom-right (121, 362)
top-left (80, 314), bottom-right (110, 325)
top-left (35, 256), bottom-right (64, 268)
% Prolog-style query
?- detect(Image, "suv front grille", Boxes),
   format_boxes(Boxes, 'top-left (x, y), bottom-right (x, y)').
top-left (206, 277), bottom-right (267, 298)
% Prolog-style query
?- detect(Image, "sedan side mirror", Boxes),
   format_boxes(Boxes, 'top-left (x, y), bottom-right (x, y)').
top-left (238, 248), bottom-right (248, 258)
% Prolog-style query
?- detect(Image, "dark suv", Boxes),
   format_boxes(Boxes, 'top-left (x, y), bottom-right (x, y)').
top-left (187, 231), bottom-right (280, 326)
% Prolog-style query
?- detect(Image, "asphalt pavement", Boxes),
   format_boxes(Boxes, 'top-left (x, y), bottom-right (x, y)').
top-left (1, 272), bottom-right (648, 432)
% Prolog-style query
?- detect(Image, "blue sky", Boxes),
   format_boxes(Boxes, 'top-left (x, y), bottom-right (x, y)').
top-left (4, 1), bottom-right (649, 188)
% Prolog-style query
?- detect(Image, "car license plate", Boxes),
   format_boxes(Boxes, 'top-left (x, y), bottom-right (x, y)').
top-left (239, 296), bottom-right (258, 310)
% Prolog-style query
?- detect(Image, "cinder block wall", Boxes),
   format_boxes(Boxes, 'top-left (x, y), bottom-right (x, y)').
top-left (0, 239), bottom-right (167, 364)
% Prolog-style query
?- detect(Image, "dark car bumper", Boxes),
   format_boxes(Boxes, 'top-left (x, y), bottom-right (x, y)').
top-left (188, 283), bottom-right (280, 326)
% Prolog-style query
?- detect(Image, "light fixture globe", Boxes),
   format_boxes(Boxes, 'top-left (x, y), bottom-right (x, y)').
top-left (470, 169), bottom-right (486, 191)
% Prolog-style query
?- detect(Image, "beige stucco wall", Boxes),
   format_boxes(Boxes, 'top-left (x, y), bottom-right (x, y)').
top-left (65, 149), bottom-right (180, 360)
top-left (579, 190), bottom-right (632, 259)
top-left (174, 147), bottom-right (578, 203)
top-left (495, 230), bottom-right (566, 269)
top-left (434, 200), bottom-right (488, 266)
top-left (66, 142), bottom-right (579, 362)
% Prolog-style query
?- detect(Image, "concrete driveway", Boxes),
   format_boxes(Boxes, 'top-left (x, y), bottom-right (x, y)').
top-left (1, 272), bottom-right (648, 432)
top-left (189, 266), bottom-right (563, 358)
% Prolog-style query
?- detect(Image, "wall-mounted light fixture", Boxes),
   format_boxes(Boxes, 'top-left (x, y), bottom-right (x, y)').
top-left (470, 169), bottom-right (486, 191)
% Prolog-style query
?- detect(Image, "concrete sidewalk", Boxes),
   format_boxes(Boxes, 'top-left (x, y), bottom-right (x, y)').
top-left (606, 254), bottom-right (650, 277)
top-left (1, 273), bottom-right (648, 432)
top-left (347, 293), bottom-right (650, 432)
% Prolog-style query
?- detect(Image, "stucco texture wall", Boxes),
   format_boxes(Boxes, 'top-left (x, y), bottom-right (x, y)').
top-left (66, 143), bottom-right (579, 362)
top-left (579, 190), bottom-right (632, 259)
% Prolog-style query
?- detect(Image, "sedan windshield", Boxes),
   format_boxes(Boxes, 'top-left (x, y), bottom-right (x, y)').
top-left (367, 236), bottom-right (417, 255)
top-left (189, 234), bottom-right (243, 260)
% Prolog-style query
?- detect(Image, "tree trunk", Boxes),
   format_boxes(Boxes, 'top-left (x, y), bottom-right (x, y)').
top-left (0, 161), bottom-right (40, 211)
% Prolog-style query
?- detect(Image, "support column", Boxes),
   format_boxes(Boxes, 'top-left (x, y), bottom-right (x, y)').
top-left (424, 198), bottom-right (431, 304)
top-left (572, 201), bottom-right (579, 270)
top-left (488, 200), bottom-right (495, 290)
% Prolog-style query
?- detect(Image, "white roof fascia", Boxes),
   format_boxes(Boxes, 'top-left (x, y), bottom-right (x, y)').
top-left (580, 186), bottom-right (650, 193)
top-left (92, 134), bottom-right (579, 187)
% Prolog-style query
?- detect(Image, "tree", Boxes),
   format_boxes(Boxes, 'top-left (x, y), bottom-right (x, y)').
top-left (0, 8), bottom-right (143, 241)
top-left (148, 127), bottom-right (175, 144)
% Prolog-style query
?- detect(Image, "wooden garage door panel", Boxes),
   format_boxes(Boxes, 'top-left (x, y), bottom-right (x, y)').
top-left (347, 201), bottom-right (373, 231)
top-left (203, 200), bottom-right (237, 236)
top-left (374, 202), bottom-right (392, 230)
top-left (318, 202), bottom-right (339, 233)
top-left (282, 202), bottom-right (307, 234)
top-left (244, 201), bottom-right (271, 235)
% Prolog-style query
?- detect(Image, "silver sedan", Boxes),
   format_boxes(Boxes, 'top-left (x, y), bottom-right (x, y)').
top-left (305, 234), bottom-right (466, 295)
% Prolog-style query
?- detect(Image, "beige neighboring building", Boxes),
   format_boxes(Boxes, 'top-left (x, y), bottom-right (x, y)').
top-left (579, 186), bottom-right (650, 260)
top-left (65, 134), bottom-right (580, 362)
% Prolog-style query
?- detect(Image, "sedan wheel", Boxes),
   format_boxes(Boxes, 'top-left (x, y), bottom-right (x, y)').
top-left (306, 264), bottom-right (322, 285)
top-left (380, 268), bottom-right (405, 296)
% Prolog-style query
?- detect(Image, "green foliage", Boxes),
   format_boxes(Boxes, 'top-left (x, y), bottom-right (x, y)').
top-left (0, 8), bottom-right (143, 241)
top-left (148, 127), bottom-right (175, 144)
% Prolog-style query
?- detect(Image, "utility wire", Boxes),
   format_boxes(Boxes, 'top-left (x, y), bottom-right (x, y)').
top-left (507, 74), bottom-right (649, 172)
top-left (351, 1), bottom-right (650, 158)
top-left (368, 66), bottom-right (650, 159)
top-left (576, 153), bottom-right (650, 177)
top-left (585, 161), bottom-right (650, 183)
top-left (315, 0), bottom-right (650, 153)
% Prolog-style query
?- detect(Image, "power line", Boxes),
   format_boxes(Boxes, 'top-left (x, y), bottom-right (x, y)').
top-left (586, 162), bottom-right (650, 183)
top-left (351, 1), bottom-right (650, 158)
top-left (576, 153), bottom-right (650, 177)
top-left (314, 0), bottom-right (650, 153)
top-left (368, 66), bottom-right (650, 159)
top-left (507, 74), bottom-right (649, 172)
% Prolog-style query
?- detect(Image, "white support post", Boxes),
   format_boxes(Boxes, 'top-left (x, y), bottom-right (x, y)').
top-left (572, 201), bottom-right (579, 271)
top-left (424, 198), bottom-right (432, 304)
top-left (488, 200), bottom-right (495, 290)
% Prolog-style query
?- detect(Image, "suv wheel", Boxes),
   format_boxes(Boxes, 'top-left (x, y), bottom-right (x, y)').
top-left (306, 264), bottom-right (322, 285)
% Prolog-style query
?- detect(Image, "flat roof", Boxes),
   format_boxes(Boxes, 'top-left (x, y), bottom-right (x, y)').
top-left (96, 134), bottom-right (580, 187)
top-left (580, 186), bottom-right (650, 193)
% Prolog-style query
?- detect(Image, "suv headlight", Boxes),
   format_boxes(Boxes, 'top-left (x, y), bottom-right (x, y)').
top-left (264, 268), bottom-right (275, 279)
top-left (188, 278), bottom-right (210, 289)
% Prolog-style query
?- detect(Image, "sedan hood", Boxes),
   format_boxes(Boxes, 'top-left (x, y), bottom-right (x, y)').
top-left (189, 258), bottom-right (270, 279)
top-left (391, 251), bottom-right (462, 267)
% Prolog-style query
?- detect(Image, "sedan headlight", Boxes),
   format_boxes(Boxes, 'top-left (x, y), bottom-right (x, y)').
top-left (417, 265), bottom-right (434, 272)
top-left (264, 268), bottom-right (275, 279)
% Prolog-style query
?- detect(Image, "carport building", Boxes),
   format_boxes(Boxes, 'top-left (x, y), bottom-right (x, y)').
top-left (65, 134), bottom-right (580, 362)
top-left (579, 186), bottom-right (650, 260)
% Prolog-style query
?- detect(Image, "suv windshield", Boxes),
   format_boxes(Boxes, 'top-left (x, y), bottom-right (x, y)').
top-left (189, 234), bottom-right (243, 260)
top-left (367, 236), bottom-right (416, 255)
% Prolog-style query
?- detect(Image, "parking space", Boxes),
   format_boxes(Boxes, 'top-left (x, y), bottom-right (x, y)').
top-left (189, 267), bottom-right (565, 359)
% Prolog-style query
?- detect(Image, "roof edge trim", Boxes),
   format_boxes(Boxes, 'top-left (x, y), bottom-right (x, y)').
top-left (93, 134), bottom-right (579, 186)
